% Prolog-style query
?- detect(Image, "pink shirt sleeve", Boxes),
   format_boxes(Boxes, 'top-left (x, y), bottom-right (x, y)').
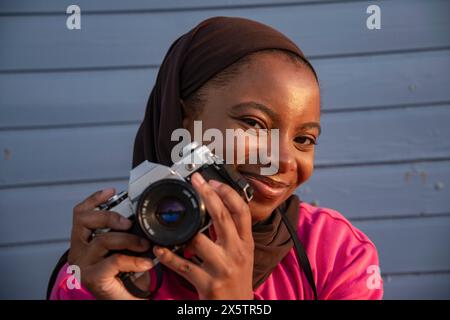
top-left (49, 263), bottom-right (96, 300)
top-left (299, 204), bottom-right (383, 300)
top-left (319, 239), bottom-right (383, 300)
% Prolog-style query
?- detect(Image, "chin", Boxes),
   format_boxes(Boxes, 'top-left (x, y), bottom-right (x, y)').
top-left (248, 193), bottom-right (289, 224)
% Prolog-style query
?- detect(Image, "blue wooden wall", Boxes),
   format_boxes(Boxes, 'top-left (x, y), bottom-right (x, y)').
top-left (0, 0), bottom-right (449, 299)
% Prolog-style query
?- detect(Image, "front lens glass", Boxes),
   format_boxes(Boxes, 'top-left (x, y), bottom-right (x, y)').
top-left (155, 197), bottom-right (186, 227)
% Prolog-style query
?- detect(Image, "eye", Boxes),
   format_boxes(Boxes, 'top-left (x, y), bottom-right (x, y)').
top-left (295, 136), bottom-right (317, 146)
top-left (240, 117), bottom-right (264, 129)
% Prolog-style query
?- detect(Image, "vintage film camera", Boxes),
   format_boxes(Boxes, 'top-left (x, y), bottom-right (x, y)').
top-left (92, 142), bottom-right (253, 298)
top-left (95, 141), bottom-right (253, 247)
top-left (93, 142), bottom-right (254, 297)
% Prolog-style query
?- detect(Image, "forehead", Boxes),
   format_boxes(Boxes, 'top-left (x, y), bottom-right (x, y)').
top-left (216, 52), bottom-right (321, 120)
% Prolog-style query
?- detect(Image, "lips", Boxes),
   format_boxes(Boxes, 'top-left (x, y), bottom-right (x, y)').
top-left (239, 171), bottom-right (291, 200)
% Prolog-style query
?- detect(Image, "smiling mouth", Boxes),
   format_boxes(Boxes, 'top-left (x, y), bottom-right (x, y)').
top-left (238, 170), bottom-right (291, 199)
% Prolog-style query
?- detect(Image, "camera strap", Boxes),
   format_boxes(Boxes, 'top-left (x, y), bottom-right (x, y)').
top-left (278, 208), bottom-right (318, 300)
top-left (46, 249), bottom-right (69, 299)
top-left (118, 262), bottom-right (164, 299)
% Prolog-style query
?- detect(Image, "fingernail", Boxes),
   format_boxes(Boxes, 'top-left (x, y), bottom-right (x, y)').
top-left (153, 246), bottom-right (164, 256)
top-left (192, 173), bottom-right (206, 186)
top-left (141, 259), bottom-right (153, 269)
top-left (102, 188), bottom-right (114, 196)
top-left (209, 179), bottom-right (222, 190)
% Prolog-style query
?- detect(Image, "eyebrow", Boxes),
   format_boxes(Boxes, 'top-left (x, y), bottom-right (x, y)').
top-left (230, 101), bottom-right (321, 136)
top-left (299, 122), bottom-right (322, 136)
top-left (230, 102), bottom-right (280, 123)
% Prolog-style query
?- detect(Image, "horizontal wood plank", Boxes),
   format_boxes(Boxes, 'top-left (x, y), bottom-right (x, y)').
top-left (0, 124), bottom-right (136, 187)
top-left (353, 216), bottom-right (450, 274)
top-left (1, 50), bottom-right (449, 129)
top-left (0, 179), bottom-right (128, 245)
top-left (382, 272), bottom-right (450, 299)
top-left (297, 160), bottom-right (450, 219)
top-left (316, 105), bottom-right (450, 165)
top-left (0, 242), bottom-right (69, 299)
top-left (1, 0), bottom-right (448, 71)
top-left (0, 0), bottom-right (335, 13)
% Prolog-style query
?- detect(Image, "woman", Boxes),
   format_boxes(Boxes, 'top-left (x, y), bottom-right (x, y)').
top-left (49, 16), bottom-right (383, 300)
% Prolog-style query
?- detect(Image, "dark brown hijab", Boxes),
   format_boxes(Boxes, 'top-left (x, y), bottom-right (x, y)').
top-left (132, 16), bottom-right (315, 290)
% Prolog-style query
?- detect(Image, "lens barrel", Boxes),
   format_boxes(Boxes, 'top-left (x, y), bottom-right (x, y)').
top-left (136, 179), bottom-right (206, 247)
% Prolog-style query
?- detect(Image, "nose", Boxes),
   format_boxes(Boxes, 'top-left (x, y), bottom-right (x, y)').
top-left (277, 137), bottom-right (297, 174)
top-left (263, 131), bottom-right (296, 175)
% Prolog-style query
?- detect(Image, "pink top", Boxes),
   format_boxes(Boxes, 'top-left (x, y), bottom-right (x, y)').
top-left (50, 202), bottom-right (383, 300)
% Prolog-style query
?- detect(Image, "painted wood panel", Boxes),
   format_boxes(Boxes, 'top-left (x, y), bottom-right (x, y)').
top-left (1, 0), bottom-right (448, 71)
top-left (2, 50), bottom-right (449, 129)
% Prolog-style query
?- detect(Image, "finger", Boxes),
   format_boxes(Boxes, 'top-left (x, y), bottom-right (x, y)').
top-left (185, 233), bottom-right (222, 266)
top-left (84, 232), bottom-right (150, 264)
top-left (191, 173), bottom-right (237, 243)
top-left (153, 245), bottom-right (208, 289)
top-left (95, 254), bottom-right (154, 279)
top-left (208, 180), bottom-right (253, 242)
top-left (74, 188), bottom-right (116, 213)
top-left (73, 210), bottom-right (132, 243)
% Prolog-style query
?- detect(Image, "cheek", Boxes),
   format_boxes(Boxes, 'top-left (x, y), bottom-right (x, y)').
top-left (296, 151), bottom-right (315, 186)
top-left (206, 120), bottom-right (247, 162)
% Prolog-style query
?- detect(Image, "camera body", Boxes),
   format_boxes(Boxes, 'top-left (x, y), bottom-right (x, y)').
top-left (94, 142), bottom-right (253, 250)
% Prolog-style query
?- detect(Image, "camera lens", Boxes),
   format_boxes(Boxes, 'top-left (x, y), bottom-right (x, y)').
top-left (136, 179), bottom-right (206, 247)
top-left (155, 197), bottom-right (186, 227)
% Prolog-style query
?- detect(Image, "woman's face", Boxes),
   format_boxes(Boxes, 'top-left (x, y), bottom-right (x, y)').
top-left (182, 52), bottom-right (321, 223)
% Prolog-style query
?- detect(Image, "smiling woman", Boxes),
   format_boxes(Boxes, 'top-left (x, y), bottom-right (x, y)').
top-left (179, 49), bottom-right (321, 222)
top-left (181, 52), bottom-right (321, 155)
top-left (48, 16), bottom-right (383, 300)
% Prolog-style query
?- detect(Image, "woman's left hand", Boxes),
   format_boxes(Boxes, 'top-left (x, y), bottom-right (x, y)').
top-left (153, 172), bottom-right (255, 300)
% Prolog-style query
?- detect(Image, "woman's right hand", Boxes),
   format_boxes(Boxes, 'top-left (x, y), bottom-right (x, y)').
top-left (67, 188), bottom-right (154, 300)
